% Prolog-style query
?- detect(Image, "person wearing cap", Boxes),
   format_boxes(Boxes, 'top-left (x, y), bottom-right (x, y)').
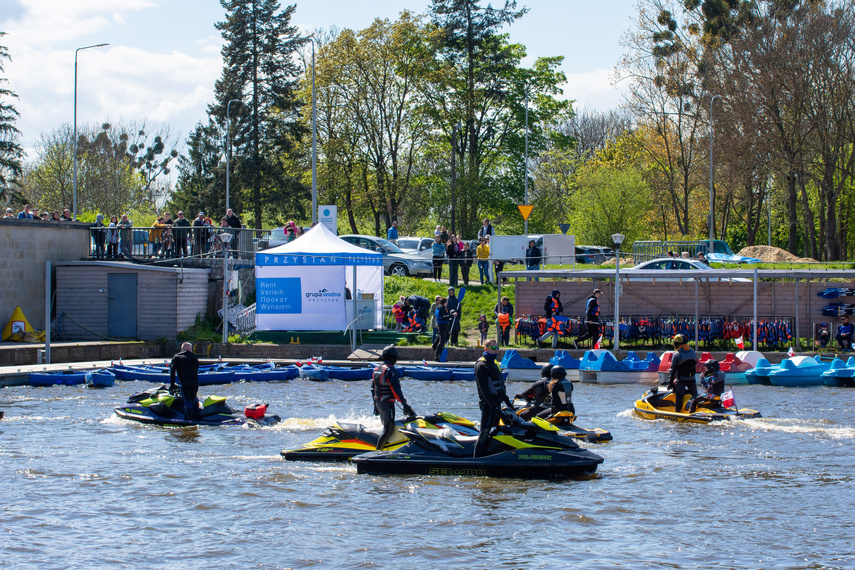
top-left (60, 208), bottom-right (73, 221)
top-left (836, 315), bottom-right (853, 351)
top-left (573, 289), bottom-right (602, 350)
top-left (4, 207), bottom-right (14, 219)
top-left (192, 211), bottom-right (210, 257)
top-left (173, 211), bottom-right (191, 257)
top-left (476, 237), bottom-right (491, 284)
top-left (474, 338), bottom-right (512, 458)
top-left (668, 334), bottom-right (698, 412)
top-left (371, 345), bottom-right (415, 450)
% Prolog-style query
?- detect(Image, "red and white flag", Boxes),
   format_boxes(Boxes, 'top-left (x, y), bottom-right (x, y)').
top-left (317, 356), bottom-right (323, 364)
top-left (787, 346), bottom-right (795, 357)
top-left (296, 359), bottom-right (303, 367)
top-left (422, 359), bottom-right (427, 366)
top-left (735, 336), bottom-right (744, 350)
top-left (594, 335), bottom-right (603, 350)
top-left (721, 390), bottom-right (735, 408)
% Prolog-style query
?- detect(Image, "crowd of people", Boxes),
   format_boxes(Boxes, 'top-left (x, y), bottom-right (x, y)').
top-left (90, 208), bottom-right (243, 260)
top-left (5, 204), bottom-right (73, 221)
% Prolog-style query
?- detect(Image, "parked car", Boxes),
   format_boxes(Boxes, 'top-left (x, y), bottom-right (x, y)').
top-left (396, 236), bottom-right (434, 259)
top-left (576, 246), bottom-right (605, 264)
top-left (622, 258), bottom-right (751, 281)
top-left (339, 234), bottom-right (434, 277)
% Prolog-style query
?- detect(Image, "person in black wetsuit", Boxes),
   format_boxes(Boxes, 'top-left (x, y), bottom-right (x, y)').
top-left (689, 359), bottom-right (725, 412)
top-left (371, 345), bottom-right (415, 450)
top-left (474, 340), bottom-right (513, 458)
top-left (515, 363), bottom-right (552, 420)
top-left (546, 365), bottom-right (575, 417)
top-left (668, 334), bottom-right (698, 413)
top-left (573, 289), bottom-right (601, 349)
top-left (170, 342), bottom-right (200, 420)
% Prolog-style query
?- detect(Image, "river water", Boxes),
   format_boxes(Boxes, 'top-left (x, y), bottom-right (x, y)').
top-left (1, 377), bottom-right (854, 569)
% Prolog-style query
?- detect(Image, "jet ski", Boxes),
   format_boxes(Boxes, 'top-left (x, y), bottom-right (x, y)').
top-left (352, 410), bottom-right (604, 479)
top-left (281, 412), bottom-right (480, 461)
top-left (633, 385), bottom-right (761, 423)
top-left (514, 399), bottom-right (612, 443)
top-left (114, 385), bottom-right (281, 427)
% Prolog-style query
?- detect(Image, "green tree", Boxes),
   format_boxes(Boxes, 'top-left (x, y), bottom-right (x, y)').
top-left (0, 32), bottom-right (23, 203)
top-left (210, 0), bottom-right (309, 228)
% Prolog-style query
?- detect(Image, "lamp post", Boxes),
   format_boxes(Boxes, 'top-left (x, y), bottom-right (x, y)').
top-left (225, 99), bottom-right (241, 213)
top-left (522, 87), bottom-right (529, 236)
top-left (72, 42), bottom-right (108, 221)
top-left (311, 42), bottom-right (318, 224)
top-left (219, 232), bottom-right (233, 344)
top-left (451, 123), bottom-right (460, 234)
top-left (611, 233), bottom-right (625, 351)
top-left (709, 95), bottom-right (721, 255)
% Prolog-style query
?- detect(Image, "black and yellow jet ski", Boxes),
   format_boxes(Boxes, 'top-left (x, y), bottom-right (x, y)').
top-left (114, 385), bottom-right (281, 427)
top-left (513, 400), bottom-right (612, 443)
top-left (352, 410), bottom-right (604, 479)
top-left (281, 412), bottom-right (479, 461)
top-left (634, 385), bottom-right (761, 423)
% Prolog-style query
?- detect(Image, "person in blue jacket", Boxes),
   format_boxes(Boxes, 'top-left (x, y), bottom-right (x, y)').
top-left (836, 315), bottom-right (853, 351)
top-left (386, 220), bottom-right (398, 244)
top-left (432, 297), bottom-right (450, 360)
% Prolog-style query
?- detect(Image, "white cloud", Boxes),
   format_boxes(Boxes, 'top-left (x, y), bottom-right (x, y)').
top-left (563, 69), bottom-right (626, 112)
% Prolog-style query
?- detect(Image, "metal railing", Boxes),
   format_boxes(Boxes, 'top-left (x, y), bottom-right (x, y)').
top-left (88, 226), bottom-right (273, 261)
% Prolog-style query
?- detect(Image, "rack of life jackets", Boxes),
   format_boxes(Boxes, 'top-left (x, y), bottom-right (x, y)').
top-left (513, 313), bottom-right (793, 349)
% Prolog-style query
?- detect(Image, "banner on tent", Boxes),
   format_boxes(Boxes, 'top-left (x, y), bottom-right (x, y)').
top-left (256, 266), bottom-right (348, 330)
top-left (256, 252), bottom-right (382, 267)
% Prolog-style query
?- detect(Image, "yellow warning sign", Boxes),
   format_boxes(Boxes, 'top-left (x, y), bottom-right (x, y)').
top-left (517, 204), bottom-right (534, 221)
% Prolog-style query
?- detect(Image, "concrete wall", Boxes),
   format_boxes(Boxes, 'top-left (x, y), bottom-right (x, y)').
top-left (0, 220), bottom-right (90, 329)
top-left (514, 278), bottom-right (851, 340)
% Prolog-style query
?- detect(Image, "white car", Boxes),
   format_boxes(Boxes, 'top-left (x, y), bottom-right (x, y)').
top-left (396, 236), bottom-right (435, 260)
top-left (623, 258), bottom-right (750, 281)
top-left (339, 235), bottom-right (434, 277)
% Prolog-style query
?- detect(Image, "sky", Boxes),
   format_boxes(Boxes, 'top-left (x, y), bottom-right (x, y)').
top-left (1, 0), bottom-right (638, 161)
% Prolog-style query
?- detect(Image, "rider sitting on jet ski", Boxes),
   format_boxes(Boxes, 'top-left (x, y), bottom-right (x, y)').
top-left (474, 340), bottom-right (514, 458)
top-left (547, 365), bottom-right (575, 416)
top-left (371, 345), bottom-right (416, 450)
top-left (515, 363), bottom-right (553, 420)
top-left (689, 359), bottom-right (725, 412)
top-left (668, 334), bottom-right (698, 413)
top-left (170, 342), bottom-right (200, 420)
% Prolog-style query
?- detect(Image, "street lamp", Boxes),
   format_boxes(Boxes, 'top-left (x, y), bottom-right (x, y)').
top-left (72, 42), bottom-right (109, 221)
top-left (709, 95), bottom-right (722, 256)
top-left (219, 231), bottom-right (233, 344)
top-left (611, 233), bottom-right (625, 351)
top-left (311, 42), bottom-right (318, 224)
top-left (225, 99), bottom-right (241, 213)
top-left (451, 123), bottom-right (460, 234)
top-left (507, 80), bottom-right (531, 235)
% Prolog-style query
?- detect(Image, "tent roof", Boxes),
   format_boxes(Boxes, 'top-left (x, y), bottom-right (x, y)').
top-left (257, 223), bottom-right (381, 260)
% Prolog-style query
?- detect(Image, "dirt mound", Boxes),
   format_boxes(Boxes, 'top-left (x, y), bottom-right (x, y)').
top-left (738, 245), bottom-right (804, 263)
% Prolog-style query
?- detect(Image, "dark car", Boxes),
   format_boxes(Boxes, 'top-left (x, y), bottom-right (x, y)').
top-left (576, 246), bottom-right (605, 264)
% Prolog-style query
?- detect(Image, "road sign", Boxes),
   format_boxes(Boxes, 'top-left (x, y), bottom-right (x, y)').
top-left (517, 204), bottom-right (534, 221)
top-left (559, 223), bottom-right (571, 235)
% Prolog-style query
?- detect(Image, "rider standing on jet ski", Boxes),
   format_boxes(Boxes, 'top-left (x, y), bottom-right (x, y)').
top-left (515, 363), bottom-right (552, 420)
top-left (372, 346), bottom-right (415, 450)
top-left (667, 334), bottom-right (698, 412)
top-left (474, 340), bottom-right (514, 458)
top-left (170, 342), bottom-right (200, 420)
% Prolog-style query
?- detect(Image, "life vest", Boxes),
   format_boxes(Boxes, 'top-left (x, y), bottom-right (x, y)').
top-left (476, 356), bottom-right (505, 394)
top-left (586, 296), bottom-right (599, 318)
top-left (372, 364), bottom-right (402, 402)
top-left (392, 304), bottom-right (406, 321)
top-left (548, 316), bottom-right (561, 332)
top-left (498, 313), bottom-right (511, 330)
top-left (551, 379), bottom-right (573, 410)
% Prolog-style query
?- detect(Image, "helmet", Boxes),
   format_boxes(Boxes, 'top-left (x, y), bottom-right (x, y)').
top-left (381, 345), bottom-right (398, 364)
top-left (541, 363), bottom-right (554, 378)
top-left (672, 334), bottom-right (688, 347)
top-left (550, 365), bottom-right (567, 379)
top-left (704, 359), bottom-right (720, 373)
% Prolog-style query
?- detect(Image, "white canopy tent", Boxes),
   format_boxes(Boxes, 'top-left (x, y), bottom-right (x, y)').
top-left (255, 224), bottom-right (384, 331)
